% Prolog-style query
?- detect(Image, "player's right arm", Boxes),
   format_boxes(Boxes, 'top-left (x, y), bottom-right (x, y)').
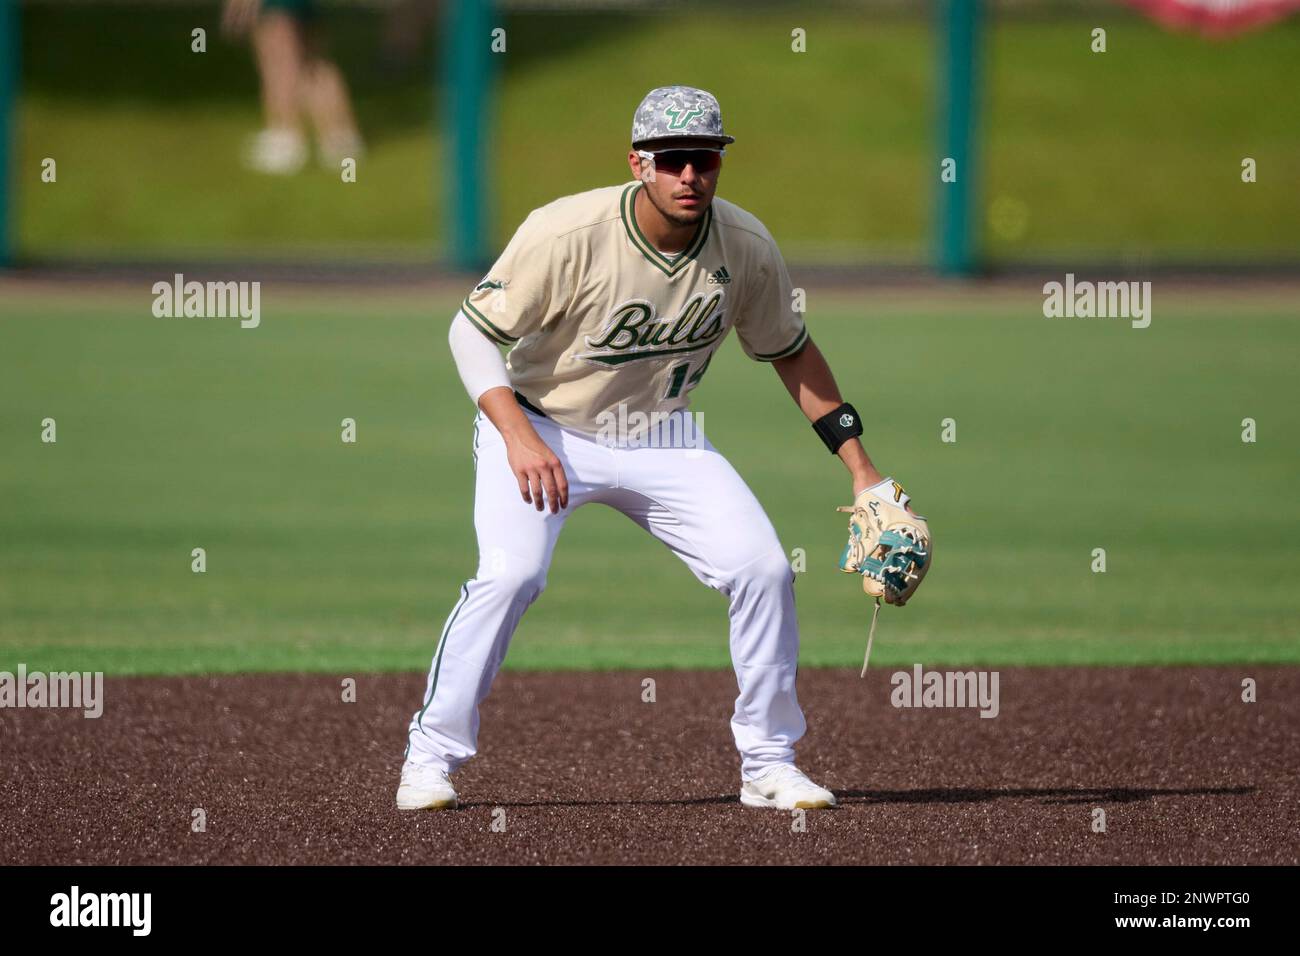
top-left (448, 314), bottom-right (568, 513)
top-left (450, 207), bottom-right (571, 513)
top-left (477, 386), bottom-right (569, 514)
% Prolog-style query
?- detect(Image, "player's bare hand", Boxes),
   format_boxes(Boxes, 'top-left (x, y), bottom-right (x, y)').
top-left (506, 435), bottom-right (569, 513)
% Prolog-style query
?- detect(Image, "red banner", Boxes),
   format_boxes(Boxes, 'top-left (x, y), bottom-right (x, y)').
top-left (1123, 0), bottom-right (1300, 35)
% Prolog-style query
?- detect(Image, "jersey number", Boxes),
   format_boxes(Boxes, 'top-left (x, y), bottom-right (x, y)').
top-left (664, 353), bottom-right (713, 399)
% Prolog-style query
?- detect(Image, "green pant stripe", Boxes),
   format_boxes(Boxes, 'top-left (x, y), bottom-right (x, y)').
top-left (414, 580), bottom-right (472, 738)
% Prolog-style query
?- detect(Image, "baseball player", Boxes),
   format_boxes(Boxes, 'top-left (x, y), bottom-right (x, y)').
top-left (398, 85), bottom-right (924, 812)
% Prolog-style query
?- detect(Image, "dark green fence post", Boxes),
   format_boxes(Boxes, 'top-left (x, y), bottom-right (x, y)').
top-left (935, 0), bottom-right (983, 276)
top-left (441, 0), bottom-right (494, 272)
top-left (0, 0), bottom-right (17, 267)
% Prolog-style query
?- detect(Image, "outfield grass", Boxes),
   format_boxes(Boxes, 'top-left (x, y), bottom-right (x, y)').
top-left (15, 4), bottom-right (1300, 262)
top-left (2, 284), bottom-right (1296, 674)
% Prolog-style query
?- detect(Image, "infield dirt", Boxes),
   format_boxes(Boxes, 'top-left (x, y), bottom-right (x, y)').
top-left (2, 668), bottom-right (1295, 865)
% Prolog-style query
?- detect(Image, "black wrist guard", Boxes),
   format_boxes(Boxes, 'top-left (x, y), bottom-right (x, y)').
top-left (812, 403), bottom-right (863, 454)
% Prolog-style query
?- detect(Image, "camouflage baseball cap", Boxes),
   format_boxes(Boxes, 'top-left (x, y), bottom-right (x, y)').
top-left (631, 85), bottom-right (735, 148)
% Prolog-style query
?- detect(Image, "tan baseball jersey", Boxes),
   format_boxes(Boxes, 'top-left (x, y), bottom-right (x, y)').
top-left (459, 181), bottom-right (807, 435)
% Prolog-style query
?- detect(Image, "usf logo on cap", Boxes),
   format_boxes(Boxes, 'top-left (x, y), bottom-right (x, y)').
top-left (665, 106), bottom-right (704, 131)
top-left (631, 85), bottom-right (736, 148)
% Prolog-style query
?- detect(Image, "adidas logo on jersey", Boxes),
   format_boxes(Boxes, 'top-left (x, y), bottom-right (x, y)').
top-left (707, 266), bottom-right (731, 284)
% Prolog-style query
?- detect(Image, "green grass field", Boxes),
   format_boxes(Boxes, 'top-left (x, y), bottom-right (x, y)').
top-left (2, 284), bottom-right (1296, 674)
top-left (16, 4), bottom-right (1300, 263)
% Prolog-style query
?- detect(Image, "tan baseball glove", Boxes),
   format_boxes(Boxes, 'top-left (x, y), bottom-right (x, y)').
top-left (837, 478), bottom-right (931, 675)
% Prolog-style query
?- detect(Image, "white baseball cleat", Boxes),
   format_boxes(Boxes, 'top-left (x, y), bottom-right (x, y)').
top-left (740, 764), bottom-right (838, 810)
top-left (396, 761), bottom-right (459, 810)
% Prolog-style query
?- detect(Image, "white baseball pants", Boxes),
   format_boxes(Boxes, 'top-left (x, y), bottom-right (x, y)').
top-left (405, 406), bottom-right (806, 781)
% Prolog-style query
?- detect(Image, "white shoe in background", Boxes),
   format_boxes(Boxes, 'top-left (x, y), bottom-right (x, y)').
top-left (317, 130), bottom-right (366, 171)
top-left (243, 128), bottom-right (308, 175)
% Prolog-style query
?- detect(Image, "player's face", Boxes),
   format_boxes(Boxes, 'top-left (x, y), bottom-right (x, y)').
top-left (628, 137), bottom-right (722, 228)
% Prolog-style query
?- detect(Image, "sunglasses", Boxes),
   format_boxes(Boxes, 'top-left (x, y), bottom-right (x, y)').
top-left (637, 148), bottom-right (725, 175)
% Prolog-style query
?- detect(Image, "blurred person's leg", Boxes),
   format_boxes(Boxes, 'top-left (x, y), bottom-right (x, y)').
top-left (253, 9), bottom-right (305, 133)
top-left (300, 46), bottom-right (365, 168)
top-left (244, 2), bottom-right (311, 174)
top-left (231, 0), bottom-right (364, 173)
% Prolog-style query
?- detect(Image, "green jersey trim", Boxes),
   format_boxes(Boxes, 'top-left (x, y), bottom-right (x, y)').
top-left (620, 182), bottom-right (712, 277)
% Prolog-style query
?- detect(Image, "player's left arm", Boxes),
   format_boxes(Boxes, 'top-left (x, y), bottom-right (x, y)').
top-left (770, 339), bottom-right (884, 497)
top-left (736, 231), bottom-right (904, 503)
